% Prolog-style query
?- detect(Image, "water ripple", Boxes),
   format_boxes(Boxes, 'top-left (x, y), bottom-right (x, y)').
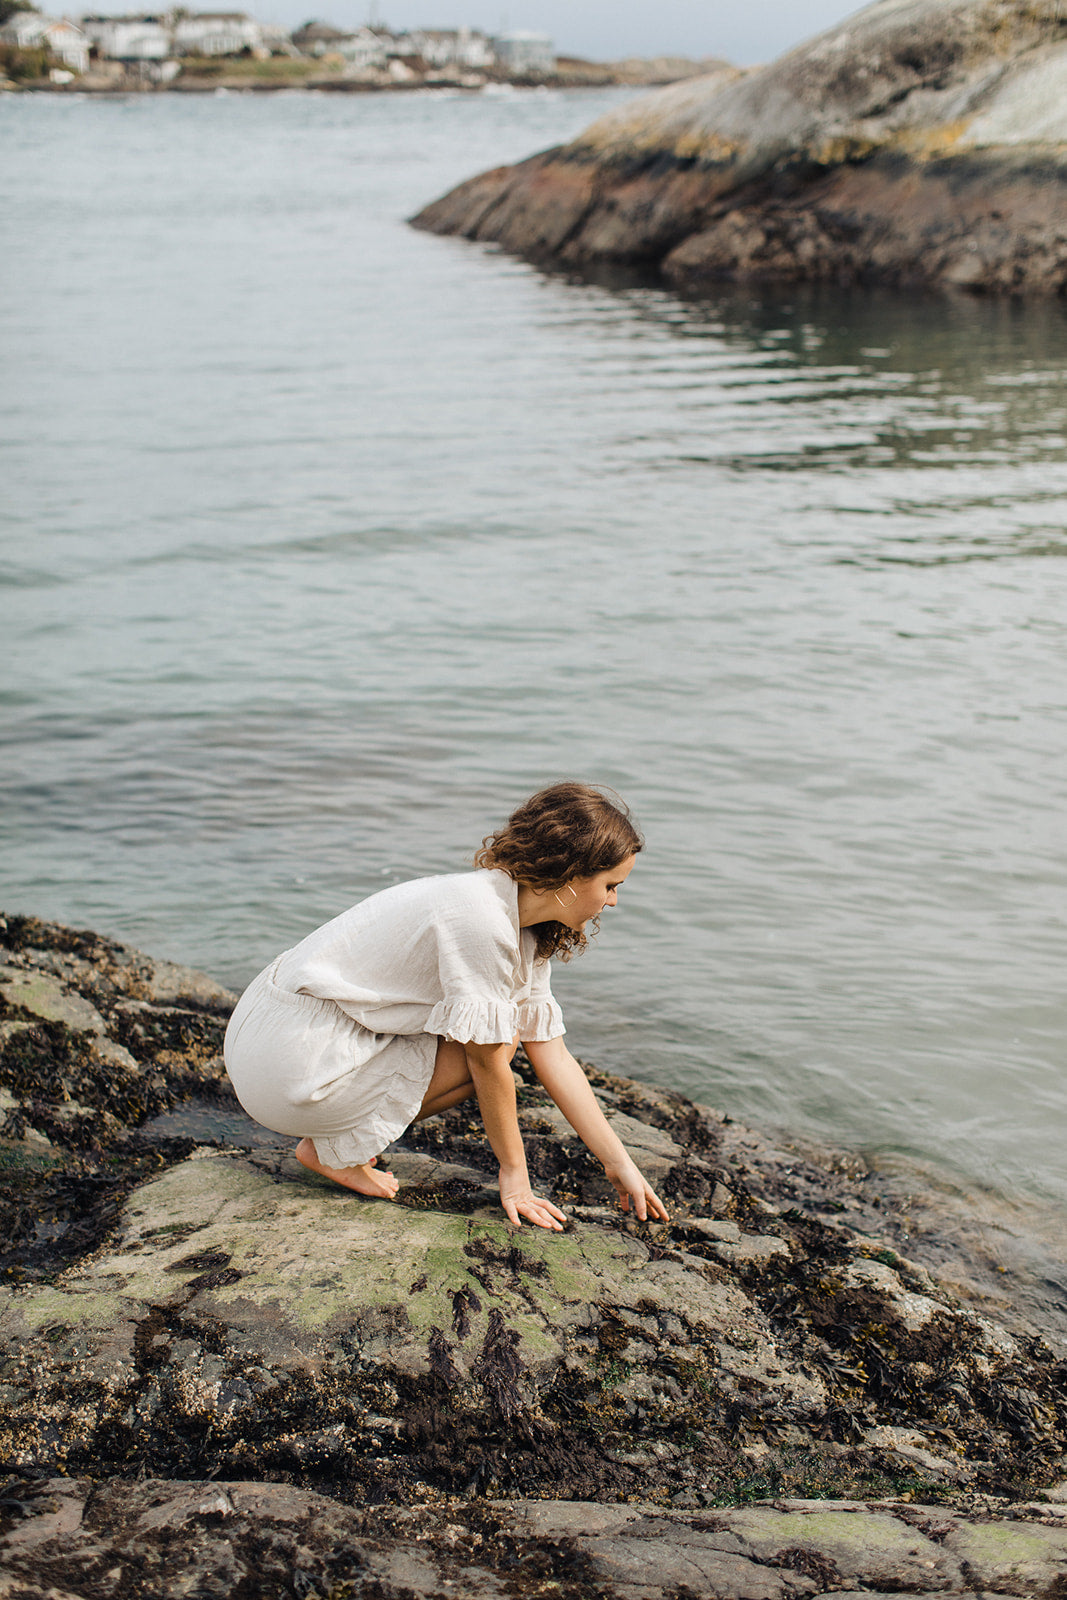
top-left (2, 88), bottom-right (1067, 1218)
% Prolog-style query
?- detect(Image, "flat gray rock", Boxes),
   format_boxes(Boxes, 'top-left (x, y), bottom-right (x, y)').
top-left (3, 1481), bottom-right (1067, 1599)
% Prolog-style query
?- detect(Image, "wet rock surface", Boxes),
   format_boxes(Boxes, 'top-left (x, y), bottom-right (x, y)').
top-left (3, 1479), bottom-right (1067, 1598)
top-left (0, 914), bottom-right (236, 1286)
top-left (411, 0), bottom-right (1067, 298)
top-left (2, 914), bottom-right (1067, 1597)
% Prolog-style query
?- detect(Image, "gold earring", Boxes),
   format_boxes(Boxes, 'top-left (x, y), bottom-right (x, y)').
top-left (553, 884), bottom-right (578, 907)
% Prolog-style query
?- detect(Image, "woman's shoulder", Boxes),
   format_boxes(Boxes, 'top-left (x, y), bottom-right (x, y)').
top-left (356, 868), bottom-right (515, 921)
top-left (423, 868), bottom-right (517, 919)
top-left (295, 870), bottom-right (517, 961)
top-left (389, 871), bottom-right (520, 966)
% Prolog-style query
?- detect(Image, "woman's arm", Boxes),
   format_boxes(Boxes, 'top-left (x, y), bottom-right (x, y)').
top-left (522, 1037), bottom-right (670, 1223)
top-left (463, 1040), bottom-right (567, 1231)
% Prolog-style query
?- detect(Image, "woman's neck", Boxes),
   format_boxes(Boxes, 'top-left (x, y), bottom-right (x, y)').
top-left (516, 883), bottom-right (560, 928)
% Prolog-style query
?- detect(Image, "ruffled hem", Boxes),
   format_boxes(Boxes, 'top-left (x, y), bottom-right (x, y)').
top-left (426, 996), bottom-right (519, 1045)
top-left (516, 998), bottom-right (565, 1042)
top-left (312, 1112), bottom-right (407, 1169)
top-left (310, 1068), bottom-right (429, 1167)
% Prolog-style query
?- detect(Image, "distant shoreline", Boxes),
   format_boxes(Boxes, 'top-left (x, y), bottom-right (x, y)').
top-left (7, 78), bottom-right (641, 94)
top-left (1, 53), bottom-right (726, 97)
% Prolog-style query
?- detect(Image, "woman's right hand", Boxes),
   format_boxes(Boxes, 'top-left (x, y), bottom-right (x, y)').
top-left (499, 1165), bottom-right (567, 1231)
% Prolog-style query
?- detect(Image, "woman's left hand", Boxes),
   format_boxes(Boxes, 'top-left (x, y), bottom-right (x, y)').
top-left (604, 1157), bottom-right (669, 1223)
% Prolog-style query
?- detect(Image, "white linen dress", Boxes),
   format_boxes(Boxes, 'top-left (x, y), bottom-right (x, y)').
top-left (223, 868), bottom-right (565, 1166)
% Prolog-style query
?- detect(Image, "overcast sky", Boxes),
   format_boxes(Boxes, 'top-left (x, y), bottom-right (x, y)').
top-left (259, 1), bottom-right (867, 66)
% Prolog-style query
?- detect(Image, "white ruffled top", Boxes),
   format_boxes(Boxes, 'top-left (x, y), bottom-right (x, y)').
top-left (272, 868), bottom-right (565, 1045)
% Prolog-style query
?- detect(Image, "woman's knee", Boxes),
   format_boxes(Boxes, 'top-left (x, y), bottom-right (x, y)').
top-left (415, 1079), bottom-right (476, 1121)
top-left (419, 1032), bottom-right (520, 1114)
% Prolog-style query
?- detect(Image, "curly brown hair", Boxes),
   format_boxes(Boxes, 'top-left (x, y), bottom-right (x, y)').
top-left (473, 781), bottom-right (643, 960)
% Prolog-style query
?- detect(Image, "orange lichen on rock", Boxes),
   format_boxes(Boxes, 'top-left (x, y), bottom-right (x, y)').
top-left (412, 0), bottom-right (1067, 295)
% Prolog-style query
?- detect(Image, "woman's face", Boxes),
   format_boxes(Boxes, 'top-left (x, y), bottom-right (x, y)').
top-left (558, 854), bottom-right (637, 929)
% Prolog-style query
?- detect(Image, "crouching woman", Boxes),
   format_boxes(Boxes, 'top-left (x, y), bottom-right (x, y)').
top-left (224, 781), bottom-right (669, 1230)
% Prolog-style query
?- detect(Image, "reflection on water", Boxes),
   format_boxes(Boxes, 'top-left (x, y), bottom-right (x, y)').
top-left (1, 91), bottom-right (1066, 1243)
top-left (866, 1150), bottom-right (1067, 1347)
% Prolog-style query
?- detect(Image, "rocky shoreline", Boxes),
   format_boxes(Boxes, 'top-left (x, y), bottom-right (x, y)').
top-left (2, 912), bottom-right (1066, 1597)
top-left (1, 54), bottom-right (721, 96)
top-left (411, 0), bottom-right (1067, 298)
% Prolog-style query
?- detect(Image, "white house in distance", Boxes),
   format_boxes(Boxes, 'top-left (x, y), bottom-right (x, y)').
top-left (409, 26), bottom-right (494, 69)
top-left (0, 10), bottom-right (91, 69)
top-left (290, 19), bottom-right (345, 53)
top-left (291, 19), bottom-right (386, 67)
top-left (259, 21), bottom-right (299, 53)
top-left (172, 12), bottom-right (264, 55)
top-left (79, 13), bottom-right (170, 59)
top-left (491, 29), bottom-right (554, 73)
top-left (333, 24), bottom-right (387, 69)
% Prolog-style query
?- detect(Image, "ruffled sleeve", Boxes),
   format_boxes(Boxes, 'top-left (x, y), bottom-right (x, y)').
top-left (425, 995), bottom-right (520, 1046)
top-left (517, 954), bottom-right (565, 1042)
top-left (422, 877), bottom-right (565, 1046)
top-left (424, 883), bottom-right (525, 1044)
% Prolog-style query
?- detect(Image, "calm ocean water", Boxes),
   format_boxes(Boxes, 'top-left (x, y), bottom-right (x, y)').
top-left (2, 89), bottom-right (1066, 1236)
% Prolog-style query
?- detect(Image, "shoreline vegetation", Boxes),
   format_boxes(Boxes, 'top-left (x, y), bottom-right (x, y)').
top-left (2, 913), bottom-right (1067, 1594)
top-left (0, 51), bottom-right (726, 95)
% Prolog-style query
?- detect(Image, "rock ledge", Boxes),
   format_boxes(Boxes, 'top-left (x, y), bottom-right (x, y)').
top-left (412, 0), bottom-right (1067, 297)
top-left (2, 915), bottom-right (1067, 1597)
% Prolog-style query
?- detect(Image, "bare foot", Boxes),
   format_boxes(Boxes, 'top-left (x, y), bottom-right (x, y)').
top-left (294, 1137), bottom-right (400, 1199)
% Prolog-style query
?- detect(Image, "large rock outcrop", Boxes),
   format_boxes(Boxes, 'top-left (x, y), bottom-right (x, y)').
top-left (412, 0), bottom-right (1067, 296)
top-left (3, 914), bottom-right (1067, 1597)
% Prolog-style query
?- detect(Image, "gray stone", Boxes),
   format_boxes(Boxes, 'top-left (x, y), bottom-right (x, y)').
top-left (0, 964), bottom-right (106, 1033)
top-left (606, 1110), bottom-right (685, 1164)
top-left (862, 1425), bottom-right (971, 1481)
top-left (132, 957), bottom-right (237, 1008)
top-left (722, 1504), bottom-right (962, 1591)
top-left (9, 1482), bottom-right (1056, 1600)
top-left (583, 1533), bottom-right (804, 1597)
top-left (704, 1232), bottom-right (791, 1267)
top-left (941, 1518), bottom-right (1067, 1593)
top-left (412, 0), bottom-right (1067, 298)
top-left (518, 1102), bottom-right (572, 1137)
top-left (687, 1218), bottom-right (742, 1242)
top-left (605, 1109), bottom-right (685, 1190)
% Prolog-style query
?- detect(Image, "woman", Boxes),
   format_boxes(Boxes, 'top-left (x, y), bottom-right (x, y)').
top-left (224, 781), bottom-right (669, 1231)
